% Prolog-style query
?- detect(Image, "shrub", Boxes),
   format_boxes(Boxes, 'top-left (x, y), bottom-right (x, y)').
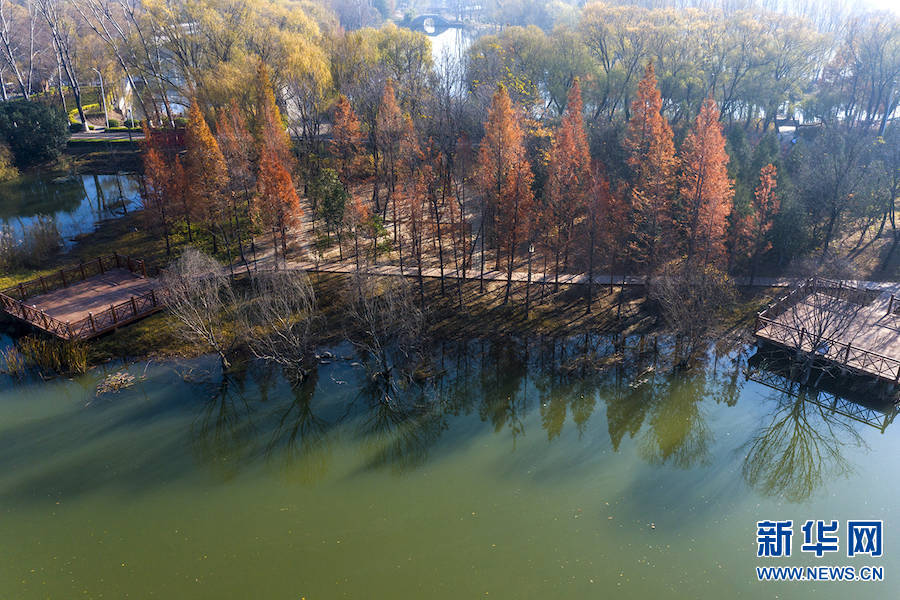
top-left (174, 116), bottom-right (189, 128)
top-left (0, 346), bottom-right (25, 377)
top-left (16, 336), bottom-right (88, 376)
top-left (107, 118), bottom-right (120, 128)
top-left (124, 118), bottom-right (143, 128)
top-left (0, 100), bottom-right (69, 166)
top-left (0, 142), bottom-right (19, 182)
top-left (69, 122), bottom-right (85, 132)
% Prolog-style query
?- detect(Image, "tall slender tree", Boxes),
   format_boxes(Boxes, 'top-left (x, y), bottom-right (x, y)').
top-left (183, 101), bottom-right (229, 246)
top-left (624, 62), bottom-right (677, 273)
top-left (546, 78), bottom-right (591, 289)
top-left (679, 97), bottom-right (734, 266)
top-left (254, 146), bottom-right (301, 266)
top-left (733, 163), bottom-right (779, 284)
top-left (331, 94), bottom-right (363, 185)
top-left (376, 80), bottom-right (404, 261)
top-left (475, 84), bottom-right (528, 292)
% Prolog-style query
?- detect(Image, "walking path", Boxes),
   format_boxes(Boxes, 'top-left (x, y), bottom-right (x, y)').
top-left (277, 256), bottom-right (900, 292)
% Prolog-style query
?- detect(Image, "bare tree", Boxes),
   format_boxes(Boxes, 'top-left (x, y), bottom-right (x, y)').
top-left (0, 0), bottom-right (39, 99)
top-left (35, 0), bottom-right (87, 124)
top-left (650, 260), bottom-right (736, 365)
top-left (242, 271), bottom-right (319, 380)
top-left (344, 270), bottom-right (426, 392)
top-left (160, 248), bottom-right (239, 368)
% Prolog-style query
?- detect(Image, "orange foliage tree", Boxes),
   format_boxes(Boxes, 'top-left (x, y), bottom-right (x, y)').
top-left (679, 97), bottom-right (734, 266)
top-left (624, 63), bottom-right (677, 273)
top-left (376, 81), bottom-right (405, 253)
top-left (474, 84), bottom-right (529, 290)
top-left (331, 94), bottom-right (363, 184)
top-left (215, 101), bottom-right (256, 268)
top-left (140, 144), bottom-right (175, 255)
top-left (499, 154), bottom-right (535, 304)
top-left (254, 146), bottom-right (301, 266)
top-left (733, 163), bottom-right (779, 284)
top-left (583, 163), bottom-right (627, 312)
top-left (253, 63), bottom-right (294, 169)
top-left (184, 100), bottom-right (229, 248)
top-left (546, 78), bottom-right (591, 289)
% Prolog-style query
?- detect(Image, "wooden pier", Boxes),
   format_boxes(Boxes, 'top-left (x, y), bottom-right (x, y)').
top-left (755, 277), bottom-right (900, 385)
top-left (0, 254), bottom-right (161, 340)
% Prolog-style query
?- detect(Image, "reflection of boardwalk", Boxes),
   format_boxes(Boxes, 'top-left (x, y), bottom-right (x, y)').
top-left (755, 278), bottom-right (900, 384)
top-left (0, 255), bottom-right (160, 340)
top-left (747, 357), bottom-right (898, 431)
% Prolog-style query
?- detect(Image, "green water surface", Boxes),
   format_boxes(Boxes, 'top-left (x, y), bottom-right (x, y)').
top-left (0, 338), bottom-right (896, 598)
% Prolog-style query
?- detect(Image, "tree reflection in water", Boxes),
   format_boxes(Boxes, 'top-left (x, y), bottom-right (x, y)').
top-left (180, 334), bottom-right (761, 480)
top-left (742, 381), bottom-right (867, 503)
top-left (264, 369), bottom-right (334, 484)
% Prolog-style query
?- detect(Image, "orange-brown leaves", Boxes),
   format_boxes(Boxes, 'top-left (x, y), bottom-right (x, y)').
top-left (679, 97), bottom-right (734, 265)
top-left (624, 63), bottom-right (677, 269)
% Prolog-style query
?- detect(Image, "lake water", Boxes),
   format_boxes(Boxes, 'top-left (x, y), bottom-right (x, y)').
top-left (0, 173), bottom-right (140, 247)
top-left (0, 336), bottom-right (897, 598)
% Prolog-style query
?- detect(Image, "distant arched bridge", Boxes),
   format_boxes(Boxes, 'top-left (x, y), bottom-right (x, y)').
top-left (405, 13), bottom-right (464, 36)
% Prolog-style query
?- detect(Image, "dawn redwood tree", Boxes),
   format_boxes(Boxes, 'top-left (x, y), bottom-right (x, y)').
top-left (376, 80), bottom-right (404, 255)
top-left (583, 164), bottom-right (625, 312)
top-left (404, 171), bottom-right (428, 307)
top-left (140, 145), bottom-right (174, 255)
top-left (254, 146), bottom-right (301, 267)
top-left (733, 163), bottom-right (779, 284)
top-left (345, 195), bottom-right (372, 272)
top-left (546, 78), bottom-right (591, 290)
top-left (499, 154), bottom-right (535, 304)
top-left (215, 102), bottom-right (256, 269)
top-left (184, 100), bottom-right (229, 247)
top-left (253, 63), bottom-right (294, 169)
top-left (331, 94), bottom-right (363, 185)
top-left (475, 84), bottom-right (528, 292)
top-left (680, 97), bottom-right (734, 266)
top-left (624, 62), bottom-right (677, 273)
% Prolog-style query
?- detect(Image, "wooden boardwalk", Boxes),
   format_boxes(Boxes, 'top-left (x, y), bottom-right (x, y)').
top-left (755, 278), bottom-right (900, 385)
top-left (0, 255), bottom-right (161, 340)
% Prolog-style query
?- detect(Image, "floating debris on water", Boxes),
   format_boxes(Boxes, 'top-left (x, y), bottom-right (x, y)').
top-left (96, 371), bottom-right (136, 395)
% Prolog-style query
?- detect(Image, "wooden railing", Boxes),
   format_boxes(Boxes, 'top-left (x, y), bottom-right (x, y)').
top-left (0, 254), bottom-right (160, 340)
top-left (756, 315), bottom-right (900, 383)
top-left (0, 253), bottom-right (154, 302)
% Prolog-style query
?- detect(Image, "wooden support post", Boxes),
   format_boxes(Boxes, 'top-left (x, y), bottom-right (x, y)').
top-left (890, 294), bottom-right (895, 315)
top-left (114, 252), bottom-right (120, 268)
top-left (127, 256), bottom-right (133, 272)
top-left (88, 312), bottom-right (96, 333)
top-left (40, 310), bottom-right (48, 329)
top-left (98, 256), bottom-right (104, 273)
top-left (66, 322), bottom-right (73, 339)
top-left (140, 260), bottom-right (147, 277)
top-left (59, 269), bottom-right (67, 287)
top-left (799, 327), bottom-right (806, 349)
top-left (79, 260), bottom-right (86, 280)
top-left (39, 276), bottom-right (46, 293)
top-left (150, 289), bottom-right (157, 307)
top-left (844, 344), bottom-right (852, 365)
top-left (130, 295), bottom-right (138, 316)
top-left (110, 304), bottom-right (117, 324)
top-left (17, 283), bottom-right (25, 301)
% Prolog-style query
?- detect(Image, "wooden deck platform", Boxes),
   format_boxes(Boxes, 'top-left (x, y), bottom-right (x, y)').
top-left (0, 255), bottom-right (161, 340)
top-left (755, 278), bottom-right (900, 384)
